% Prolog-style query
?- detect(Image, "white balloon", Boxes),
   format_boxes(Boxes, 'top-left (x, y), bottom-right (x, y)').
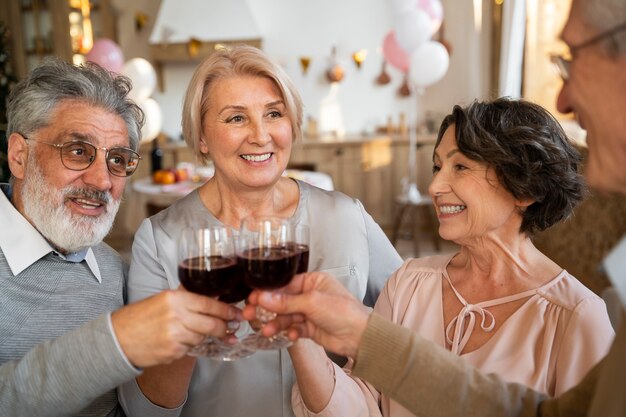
top-left (139, 98), bottom-right (162, 143)
top-left (122, 58), bottom-right (157, 102)
top-left (391, 0), bottom-right (415, 15)
top-left (395, 8), bottom-right (432, 53)
top-left (408, 41), bottom-right (449, 88)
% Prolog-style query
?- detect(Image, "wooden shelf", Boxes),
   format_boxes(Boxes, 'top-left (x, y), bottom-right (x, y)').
top-left (6, 0), bottom-right (116, 79)
top-left (150, 38), bottom-right (262, 91)
top-left (24, 48), bottom-right (53, 55)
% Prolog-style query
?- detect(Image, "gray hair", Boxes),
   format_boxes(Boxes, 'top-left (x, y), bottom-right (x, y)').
top-left (579, 0), bottom-right (626, 55)
top-left (7, 57), bottom-right (144, 150)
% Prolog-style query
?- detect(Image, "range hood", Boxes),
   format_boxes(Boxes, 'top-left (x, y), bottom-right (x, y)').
top-left (149, 0), bottom-right (262, 65)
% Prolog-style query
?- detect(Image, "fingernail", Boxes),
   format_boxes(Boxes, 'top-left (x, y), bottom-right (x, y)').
top-left (226, 320), bottom-right (240, 335)
top-left (259, 291), bottom-right (279, 304)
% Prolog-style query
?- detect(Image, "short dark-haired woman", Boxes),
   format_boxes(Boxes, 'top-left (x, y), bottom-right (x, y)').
top-left (289, 98), bottom-right (614, 417)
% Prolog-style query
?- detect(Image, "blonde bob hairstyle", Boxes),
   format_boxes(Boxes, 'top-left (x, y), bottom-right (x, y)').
top-left (182, 45), bottom-right (303, 165)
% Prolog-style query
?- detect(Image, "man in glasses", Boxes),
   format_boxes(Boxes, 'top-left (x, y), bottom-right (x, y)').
top-left (0, 58), bottom-right (240, 416)
top-left (244, 0), bottom-right (626, 416)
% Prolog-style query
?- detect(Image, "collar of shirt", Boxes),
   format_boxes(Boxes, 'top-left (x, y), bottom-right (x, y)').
top-left (0, 184), bottom-right (102, 282)
top-left (603, 234), bottom-right (626, 309)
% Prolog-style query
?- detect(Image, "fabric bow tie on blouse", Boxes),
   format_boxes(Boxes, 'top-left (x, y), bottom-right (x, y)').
top-left (444, 274), bottom-right (536, 355)
top-left (446, 302), bottom-right (496, 355)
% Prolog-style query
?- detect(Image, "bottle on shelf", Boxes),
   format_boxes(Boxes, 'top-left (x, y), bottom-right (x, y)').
top-left (398, 112), bottom-right (408, 136)
top-left (305, 116), bottom-right (318, 138)
top-left (150, 137), bottom-right (163, 174)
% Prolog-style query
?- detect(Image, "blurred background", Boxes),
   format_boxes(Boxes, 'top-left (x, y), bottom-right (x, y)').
top-left (2, 0), bottom-right (624, 296)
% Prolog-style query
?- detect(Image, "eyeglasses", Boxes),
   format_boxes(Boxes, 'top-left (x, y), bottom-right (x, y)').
top-left (551, 21), bottom-right (626, 81)
top-left (23, 135), bottom-right (141, 177)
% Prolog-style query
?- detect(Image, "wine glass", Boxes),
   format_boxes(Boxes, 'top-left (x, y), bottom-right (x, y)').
top-left (178, 226), bottom-right (255, 360)
top-left (293, 224), bottom-right (310, 274)
top-left (237, 216), bottom-right (299, 350)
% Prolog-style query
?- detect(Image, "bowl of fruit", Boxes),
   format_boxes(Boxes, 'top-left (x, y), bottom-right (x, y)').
top-left (152, 167), bottom-right (190, 185)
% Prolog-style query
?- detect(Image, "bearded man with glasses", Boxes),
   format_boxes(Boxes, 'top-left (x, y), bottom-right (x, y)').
top-left (0, 58), bottom-right (241, 416)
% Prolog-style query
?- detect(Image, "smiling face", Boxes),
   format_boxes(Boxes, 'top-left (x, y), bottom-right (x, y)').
top-left (428, 126), bottom-right (527, 245)
top-left (557, 0), bottom-right (626, 194)
top-left (200, 75), bottom-right (294, 191)
top-left (9, 100), bottom-right (129, 252)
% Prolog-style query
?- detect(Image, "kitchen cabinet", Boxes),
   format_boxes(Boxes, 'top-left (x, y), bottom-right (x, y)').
top-left (6, 0), bottom-right (115, 79)
top-left (290, 134), bottom-right (436, 233)
top-left (130, 134), bottom-right (437, 234)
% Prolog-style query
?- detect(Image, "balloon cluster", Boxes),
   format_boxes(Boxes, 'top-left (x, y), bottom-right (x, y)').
top-left (85, 39), bottom-right (162, 143)
top-left (383, 0), bottom-right (449, 90)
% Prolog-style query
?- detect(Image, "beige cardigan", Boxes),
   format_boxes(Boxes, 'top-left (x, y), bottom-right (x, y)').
top-left (352, 313), bottom-right (626, 417)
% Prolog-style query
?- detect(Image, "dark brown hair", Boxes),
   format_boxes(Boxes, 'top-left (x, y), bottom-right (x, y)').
top-left (436, 98), bottom-right (585, 235)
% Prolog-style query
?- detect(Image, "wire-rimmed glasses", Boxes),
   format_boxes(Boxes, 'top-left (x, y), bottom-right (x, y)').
top-left (22, 135), bottom-right (141, 177)
top-left (550, 21), bottom-right (626, 81)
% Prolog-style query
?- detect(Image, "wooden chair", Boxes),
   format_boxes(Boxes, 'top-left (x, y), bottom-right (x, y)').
top-left (391, 194), bottom-right (441, 258)
top-left (146, 201), bottom-right (169, 217)
top-left (287, 162), bottom-right (317, 172)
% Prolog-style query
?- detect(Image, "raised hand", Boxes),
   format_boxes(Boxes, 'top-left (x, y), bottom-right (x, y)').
top-left (243, 272), bottom-right (371, 358)
top-left (111, 288), bottom-right (242, 368)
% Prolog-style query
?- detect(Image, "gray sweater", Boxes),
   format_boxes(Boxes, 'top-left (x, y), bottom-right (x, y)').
top-left (119, 180), bottom-right (403, 417)
top-left (0, 244), bottom-right (140, 417)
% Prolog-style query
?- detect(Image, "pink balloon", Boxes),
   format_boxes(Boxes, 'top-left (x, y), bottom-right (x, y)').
top-left (85, 39), bottom-right (124, 73)
top-left (382, 31), bottom-right (410, 73)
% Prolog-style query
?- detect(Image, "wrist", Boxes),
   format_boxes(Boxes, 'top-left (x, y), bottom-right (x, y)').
top-left (346, 305), bottom-right (371, 358)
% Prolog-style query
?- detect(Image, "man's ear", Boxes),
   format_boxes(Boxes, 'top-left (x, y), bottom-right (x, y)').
top-left (7, 133), bottom-right (29, 180)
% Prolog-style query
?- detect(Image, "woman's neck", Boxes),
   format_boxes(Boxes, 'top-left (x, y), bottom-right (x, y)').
top-left (448, 235), bottom-right (560, 297)
top-left (199, 176), bottom-right (298, 229)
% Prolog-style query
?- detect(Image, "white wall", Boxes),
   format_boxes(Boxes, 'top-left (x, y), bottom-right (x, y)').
top-left (116, 0), bottom-right (492, 140)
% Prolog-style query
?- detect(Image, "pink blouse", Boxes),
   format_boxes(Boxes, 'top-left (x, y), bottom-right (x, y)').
top-left (292, 254), bottom-right (615, 417)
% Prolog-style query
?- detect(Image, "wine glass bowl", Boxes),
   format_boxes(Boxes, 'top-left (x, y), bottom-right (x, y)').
top-left (217, 280), bottom-right (253, 304)
top-left (178, 255), bottom-right (239, 297)
top-left (237, 216), bottom-right (300, 349)
top-left (293, 224), bottom-right (310, 274)
top-left (178, 226), bottom-right (255, 360)
top-left (238, 245), bottom-right (299, 289)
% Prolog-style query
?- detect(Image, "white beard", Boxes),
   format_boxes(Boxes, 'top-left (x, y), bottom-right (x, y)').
top-left (21, 159), bottom-right (121, 253)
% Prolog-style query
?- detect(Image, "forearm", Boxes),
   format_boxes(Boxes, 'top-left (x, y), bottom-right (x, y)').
top-left (289, 339), bottom-right (335, 413)
top-left (137, 356), bottom-right (196, 407)
top-left (118, 356), bottom-right (195, 417)
top-left (0, 314), bottom-right (139, 416)
top-left (353, 313), bottom-right (547, 417)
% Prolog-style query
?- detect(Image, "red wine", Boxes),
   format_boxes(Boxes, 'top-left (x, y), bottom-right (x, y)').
top-left (237, 247), bottom-right (298, 289)
top-left (291, 243), bottom-right (310, 273)
top-left (178, 256), bottom-right (239, 297)
top-left (281, 243), bottom-right (309, 273)
top-left (218, 280), bottom-right (252, 304)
